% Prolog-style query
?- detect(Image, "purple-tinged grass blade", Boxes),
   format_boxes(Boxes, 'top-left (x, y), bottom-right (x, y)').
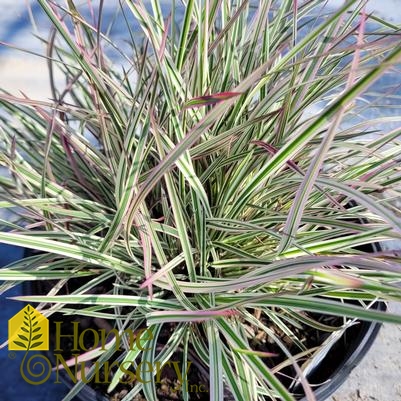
top-left (183, 91), bottom-right (242, 109)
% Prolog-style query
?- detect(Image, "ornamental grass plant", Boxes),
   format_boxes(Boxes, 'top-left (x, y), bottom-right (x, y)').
top-left (1, 1), bottom-right (401, 400)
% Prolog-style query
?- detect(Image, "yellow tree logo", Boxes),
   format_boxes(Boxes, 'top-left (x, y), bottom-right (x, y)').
top-left (8, 304), bottom-right (49, 351)
top-left (8, 305), bottom-right (51, 385)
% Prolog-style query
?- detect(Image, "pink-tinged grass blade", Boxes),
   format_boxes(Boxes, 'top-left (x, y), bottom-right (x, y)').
top-left (252, 140), bottom-right (345, 210)
top-left (146, 309), bottom-right (238, 324)
top-left (313, 268), bottom-right (365, 288)
top-left (233, 348), bottom-right (279, 358)
top-left (135, 214), bottom-right (153, 299)
top-left (139, 253), bottom-right (185, 290)
top-left (53, 338), bottom-right (115, 370)
top-left (183, 91), bottom-right (242, 109)
top-left (251, 140), bottom-right (303, 173)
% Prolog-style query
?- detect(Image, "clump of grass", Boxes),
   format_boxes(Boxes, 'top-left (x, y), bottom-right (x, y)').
top-left (1, 1), bottom-right (401, 400)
